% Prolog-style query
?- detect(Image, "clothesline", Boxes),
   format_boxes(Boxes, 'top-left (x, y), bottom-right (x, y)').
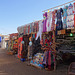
top-left (42, 0), bottom-right (75, 12)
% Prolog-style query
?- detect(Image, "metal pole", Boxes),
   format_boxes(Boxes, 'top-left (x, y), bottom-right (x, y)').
top-left (42, 0), bottom-right (75, 12)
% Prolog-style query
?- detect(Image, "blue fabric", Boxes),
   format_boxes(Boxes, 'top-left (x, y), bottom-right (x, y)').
top-left (63, 6), bottom-right (68, 29)
top-left (0, 37), bottom-right (1, 42)
top-left (56, 8), bottom-right (63, 30)
top-left (33, 34), bottom-right (35, 38)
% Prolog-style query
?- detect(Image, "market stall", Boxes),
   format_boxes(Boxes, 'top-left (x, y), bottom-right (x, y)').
top-left (17, 21), bottom-right (41, 61)
top-left (7, 33), bottom-right (18, 55)
top-left (16, 0), bottom-right (75, 71)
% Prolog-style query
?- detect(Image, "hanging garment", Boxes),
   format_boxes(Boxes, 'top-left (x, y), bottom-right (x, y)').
top-left (28, 25), bottom-right (30, 33)
top-left (51, 52), bottom-right (55, 69)
top-left (48, 51), bottom-right (51, 70)
top-left (36, 21), bottom-right (39, 32)
top-left (67, 3), bottom-right (74, 29)
top-left (26, 25), bottom-right (28, 34)
top-left (43, 12), bottom-right (47, 32)
top-left (63, 6), bottom-right (68, 29)
top-left (36, 20), bottom-right (43, 40)
top-left (31, 23), bottom-right (33, 33)
top-left (24, 26), bottom-right (26, 35)
top-left (51, 10), bottom-right (56, 31)
top-left (73, 3), bottom-right (75, 28)
top-left (30, 23), bottom-right (32, 33)
top-left (46, 51), bottom-right (49, 68)
top-left (0, 37), bottom-right (1, 42)
top-left (43, 51), bottom-right (47, 65)
top-left (56, 8), bottom-right (63, 30)
top-left (46, 11), bottom-right (52, 32)
top-left (18, 37), bottom-right (23, 59)
top-left (33, 22), bottom-right (37, 33)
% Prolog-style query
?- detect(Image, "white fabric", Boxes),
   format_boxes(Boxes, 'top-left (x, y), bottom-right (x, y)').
top-left (67, 4), bottom-right (74, 29)
top-left (67, 21), bottom-right (74, 29)
top-left (36, 20), bottom-right (43, 40)
top-left (46, 11), bottom-right (52, 32)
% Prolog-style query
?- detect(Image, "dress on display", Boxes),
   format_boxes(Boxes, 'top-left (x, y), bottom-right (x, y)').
top-left (56, 8), bottom-right (63, 30)
top-left (67, 3), bottom-right (74, 29)
top-left (51, 10), bottom-right (56, 31)
top-left (46, 11), bottom-right (52, 32)
top-left (63, 6), bottom-right (68, 29)
top-left (43, 12), bottom-right (47, 32)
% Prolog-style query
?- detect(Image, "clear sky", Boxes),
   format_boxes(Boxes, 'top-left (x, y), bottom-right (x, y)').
top-left (0, 0), bottom-right (73, 35)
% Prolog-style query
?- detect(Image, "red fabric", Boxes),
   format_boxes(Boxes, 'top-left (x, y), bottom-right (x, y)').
top-left (28, 25), bottom-right (30, 33)
top-left (74, 3), bottom-right (75, 28)
top-left (18, 37), bottom-right (23, 59)
top-left (35, 33), bottom-right (37, 38)
top-left (48, 51), bottom-right (51, 70)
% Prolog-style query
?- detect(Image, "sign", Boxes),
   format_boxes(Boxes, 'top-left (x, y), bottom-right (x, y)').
top-left (57, 30), bottom-right (66, 35)
top-left (71, 28), bottom-right (75, 33)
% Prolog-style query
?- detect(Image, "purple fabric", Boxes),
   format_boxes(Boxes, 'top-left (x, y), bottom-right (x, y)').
top-left (43, 12), bottom-right (47, 32)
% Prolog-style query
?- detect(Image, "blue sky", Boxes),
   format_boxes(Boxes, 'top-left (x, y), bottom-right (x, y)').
top-left (0, 0), bottom-right (73, 35)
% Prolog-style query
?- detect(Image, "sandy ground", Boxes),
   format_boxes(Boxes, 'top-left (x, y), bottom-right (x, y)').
top-left (0, 48), bottom-right (68, 75)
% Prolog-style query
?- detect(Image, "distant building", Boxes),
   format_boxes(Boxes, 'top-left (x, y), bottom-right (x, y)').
top-left (0, 35), bottom-right (9, 49)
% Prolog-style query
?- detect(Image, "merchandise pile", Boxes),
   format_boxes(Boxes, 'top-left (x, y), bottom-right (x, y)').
top-left (30, 53), bottom-right (44, 68)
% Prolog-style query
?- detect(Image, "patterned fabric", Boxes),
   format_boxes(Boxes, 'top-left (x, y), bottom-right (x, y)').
top-left (18, 37), bottom-right (23, 59)
top-left (46, 11), bottom-right (52, 32)
top-left (28, 25), bottom-right (30, 33)
top-left (30, 23), bottom-right (32, 33)
top-left (24, 26), bottom-right (26, 35)
top-left (31, 23), bottom-right (34, 33)
top-left (43, 12), bottom-right (47, 32)
top-left (48, 51), bottom-right (51, 70)
top-left (51, 10), bottom-right (56, 31)
top-left (63, 6), bottom-right (68, 29)
top-left (73, 3), bottom-right (75, 28)
top-left (56, 8), bottom-right (63, 30)
top-left (67, 3), bottom-right (74, 29)
top-left (35, 21), bottom-right (39, 32)
top-left (42, 32), bottom-right (56, 70)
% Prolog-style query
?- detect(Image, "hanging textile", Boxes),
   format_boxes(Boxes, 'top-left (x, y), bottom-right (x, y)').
top-left (42, 32), bottom-right (55, 70)
top-left (36, 20), bottom-right (43, 40)
top-left (33, 23), bottom-right (35, 33)
top-left (46, 11), bottom-right (52, 32)
top-left (56, 8), bottom-right (63, 30)
top-left (73, 3), bottom-right (75, 28)
top-left (30, 23), bottom-right (32, 33)
top-left (33, 22), bottom-right (37, 33)
top-left (43, 12), bottom-right (47, 32)
top-left (63, 6), bottom-right (68, 29)
top-left (36, 21), bottom-right (39, 32)
top-left (0, 37), bottom-right (1, 42)
top-left (48, 51), bottom-right (51, 70)
top-left (32, 34), bottom-right (35, 38)
top-left (26, 25), bottom-right (28, 34)
top-left (22, 26), bottom-right (24, 34)
top-left (51, 10), bottom-right (56, 31)
top-left (18, 37), bottom-right (23, 59)
top-left (24, 26), bottom-right (26, 35)
top-left (67, 3), bottom-right (74, 29)
top-left (31, 22), bottom-right (34, 33)
top-left (28, 25), bottom-right (30, 34)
